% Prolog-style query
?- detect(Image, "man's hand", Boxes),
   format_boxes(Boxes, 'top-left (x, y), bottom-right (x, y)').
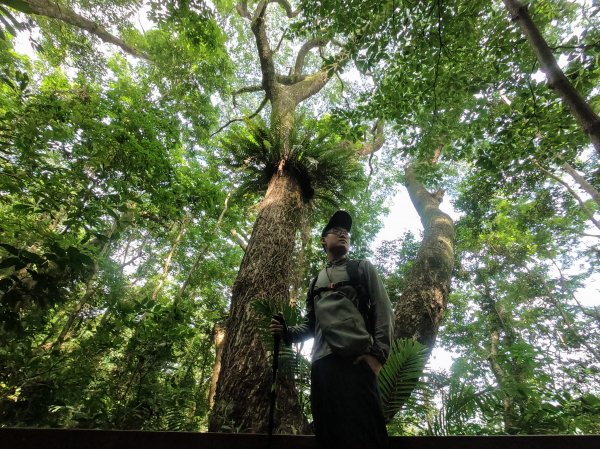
top-left (269, 317), bottom-right (285, 337)
top-left (354, 354), bottom-right (382, 377)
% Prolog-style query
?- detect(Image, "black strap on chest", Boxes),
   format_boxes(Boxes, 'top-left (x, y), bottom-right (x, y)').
top-left (309, 259), bottom-right (373, 333)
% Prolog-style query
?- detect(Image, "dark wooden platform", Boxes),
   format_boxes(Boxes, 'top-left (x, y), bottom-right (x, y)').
top-left (1, 428), bottom-right (600, 449)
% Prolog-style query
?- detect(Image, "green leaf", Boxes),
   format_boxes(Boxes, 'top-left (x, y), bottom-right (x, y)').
top-left (0, 257), bottom-right (23, 269)
top-left (378, 338), bottom-right (428, 422)
top-left (0, 244), bottom-right (20, 255)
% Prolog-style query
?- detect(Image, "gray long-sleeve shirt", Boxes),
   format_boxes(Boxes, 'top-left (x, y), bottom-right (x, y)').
top-left (285, 256), bottom-right (394, 364)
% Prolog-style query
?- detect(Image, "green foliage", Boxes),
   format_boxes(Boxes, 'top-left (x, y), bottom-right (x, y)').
top-left (0, 5), bottom-right (22, 41)
top-left (1, 0), bottom-right (599, 436)
top-left (0, 30), bottom-right (245, 430)
top-left (374, 232), bottom-right (420, 304)
top-left (378, 338), bottom-right (428, 422)
top-left (220, 116), bottom-right (369, 205)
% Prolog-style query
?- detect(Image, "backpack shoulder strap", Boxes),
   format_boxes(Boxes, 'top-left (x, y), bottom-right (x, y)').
top-left (347, 259), bottom-right (375, 333)
top-left (308, 276), bottom-right (319, 302)
top-left (346, 259), bottom-right (361, 286)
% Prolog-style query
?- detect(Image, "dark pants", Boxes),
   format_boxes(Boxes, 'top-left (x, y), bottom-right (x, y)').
top-left (311, 354), bottom-right (389, 449)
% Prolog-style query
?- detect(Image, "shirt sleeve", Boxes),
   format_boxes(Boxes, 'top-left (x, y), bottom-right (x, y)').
top-left (283, 281), bottom-right (316, 345)
top-left (362, 260), bottom-right (394, 364)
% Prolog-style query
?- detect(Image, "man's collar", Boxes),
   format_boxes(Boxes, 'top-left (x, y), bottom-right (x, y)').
top-left (327, 255), bottom-right (348, 267)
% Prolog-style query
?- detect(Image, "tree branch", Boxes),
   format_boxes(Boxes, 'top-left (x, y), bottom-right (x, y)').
top-left (275, 73), bottom-right (306, 84)
top-left (292, 38), bottom-right (329, 76)
top-left (534, 160), bottom-right (600, 231)
top-left (268, 0), bottom-right (300, 18)
top-left (290, 45), bottom-right (351, 103)
top-left (232, 84), bottom-right (264, 108)
top-left (236, 0), bottom-right (251, 19)
top-left (560, 161), bottom-right (600, 207)
top-left (231, 229), bottom-right (248, 251)
top-left (250, 1), bottom-right (276, 97)
top-left (210, 96), bottom-right (268, 137)
top-left (502, 0), bottom-right (600, 155)
top-left (6, 0), bottom-right (149, 60)
top-left (358, 120), bottom-right (385, 156)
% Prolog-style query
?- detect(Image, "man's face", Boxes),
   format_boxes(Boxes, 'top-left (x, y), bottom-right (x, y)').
top-left (321, 227), bottom-right (351, 255)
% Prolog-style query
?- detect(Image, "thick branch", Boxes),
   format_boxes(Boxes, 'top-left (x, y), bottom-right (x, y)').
top-left (268, 0), bottom-right (299, 18)
top-left (4, 0), bottom-right (149, 60)
top-left (236, 1), bottom-right (252, 19)
top-left (358, 120), bottom-right (385, 156)
top-left (395, 164), bottom-right (455, 346)
top-left (276, 73), bottom-right (307, 85)
top-left (503, 0), bottom-right (600, 155)
top-left (290, 46), bottom-right (350, 103)
top-left (292, 38), bottom-right (329, 76)
top-left (290, 70), bottom-right (331, 104)
top-left (250, 1), bottom-right (276, 98)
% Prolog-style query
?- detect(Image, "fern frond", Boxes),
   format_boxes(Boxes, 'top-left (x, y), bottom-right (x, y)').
top-left (378, 338), bottom-right (429, 422)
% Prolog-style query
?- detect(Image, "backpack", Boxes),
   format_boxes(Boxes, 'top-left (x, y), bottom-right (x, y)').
top-left (308, 259), bottom-right (375, 340)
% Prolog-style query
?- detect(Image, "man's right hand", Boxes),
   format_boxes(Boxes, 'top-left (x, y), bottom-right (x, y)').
top-left (269, 317), bottom-right (285, 337)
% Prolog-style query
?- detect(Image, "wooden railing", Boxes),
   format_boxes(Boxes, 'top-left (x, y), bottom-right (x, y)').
top-left (2, 428), bottom-right (599, 449)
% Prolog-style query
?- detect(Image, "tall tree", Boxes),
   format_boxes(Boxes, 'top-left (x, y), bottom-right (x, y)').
top-left (208, 0), bottom-right (388, 433)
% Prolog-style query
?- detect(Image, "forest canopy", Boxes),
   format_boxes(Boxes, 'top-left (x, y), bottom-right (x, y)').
top-left (0, 0), bottom-right (599, 435)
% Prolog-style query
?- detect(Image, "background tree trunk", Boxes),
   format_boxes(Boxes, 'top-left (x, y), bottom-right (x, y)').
top-left (394, 165), bottom-right (455, 350)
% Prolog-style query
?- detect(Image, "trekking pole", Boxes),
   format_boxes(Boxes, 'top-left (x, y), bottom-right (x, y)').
top-left (268, 313), bottom-right (284, 448)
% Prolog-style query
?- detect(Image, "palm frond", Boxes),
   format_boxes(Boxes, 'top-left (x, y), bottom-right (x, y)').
top-left (428, 379), bottom-right (503, 435)
top-left (378, 338), bottom-right (429, 422)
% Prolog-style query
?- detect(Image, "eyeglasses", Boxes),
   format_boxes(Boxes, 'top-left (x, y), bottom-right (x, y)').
top-left (326, 229), bottom-right (351, 238)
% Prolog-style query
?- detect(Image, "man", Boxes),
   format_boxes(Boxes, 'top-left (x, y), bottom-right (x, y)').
top-left (270, 210), bottom-right (394, 449)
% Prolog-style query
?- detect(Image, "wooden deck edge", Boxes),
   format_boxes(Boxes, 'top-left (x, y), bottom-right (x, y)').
top-left (1, 428), bottom-right (599, 449)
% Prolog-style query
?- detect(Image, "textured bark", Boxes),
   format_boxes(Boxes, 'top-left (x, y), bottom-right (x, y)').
top-left (503, 0), bottom-right (600, 155)
top-left (3, 0), bottom-right (148, 59)
top-left (209, 172), bottom-right (308, 434)
top-left (395, 166), bottom-right (455, 350)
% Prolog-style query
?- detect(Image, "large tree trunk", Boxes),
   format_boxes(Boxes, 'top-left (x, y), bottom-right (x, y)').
top-left (395, 165), bottom-right (455, 349)
top-left (502, 0), bottom-right (600, 155)
top-left (209, 170), bottom-right (308, 434)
